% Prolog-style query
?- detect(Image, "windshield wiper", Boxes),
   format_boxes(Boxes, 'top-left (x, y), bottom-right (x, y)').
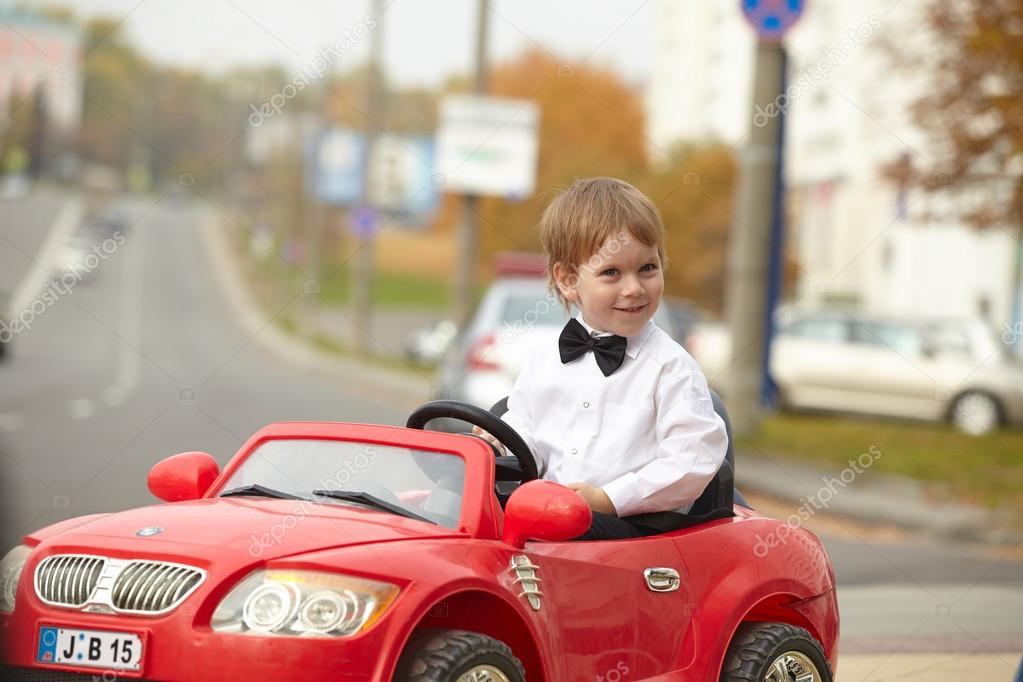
top-left (219, 484), bottom-right (305, 500)
top-left (311, 489), bottom-right (436, 525)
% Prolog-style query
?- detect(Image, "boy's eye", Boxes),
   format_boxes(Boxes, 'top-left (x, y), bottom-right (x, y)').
top-left (601, 268), bottom-right (619, 276)
top-left (640, 263), bottom-right (659, 272)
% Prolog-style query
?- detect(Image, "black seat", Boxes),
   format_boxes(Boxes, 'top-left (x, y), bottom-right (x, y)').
top-left (688, 389), bottom-right (739, 514)
top-left (488, 389), bottom-right (748, 529)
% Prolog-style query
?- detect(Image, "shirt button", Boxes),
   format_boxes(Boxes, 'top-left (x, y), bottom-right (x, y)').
top-left (582, 401), bottom-right (590, 408)
top-left (571, 448), bottom-right (578, 455)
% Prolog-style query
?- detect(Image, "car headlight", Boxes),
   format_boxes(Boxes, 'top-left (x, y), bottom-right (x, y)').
top-left (0, 545), bottom-right (31, 614)
top-left (211, 569), bottom-right (399, 637)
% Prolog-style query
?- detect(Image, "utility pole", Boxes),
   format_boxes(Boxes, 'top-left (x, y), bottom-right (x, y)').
top-left (351, 0), bottom-right (386, 354)
top-left (454, 0), bottom-right (490, 326)
top-left (723, 40), bottom-right (786, 436)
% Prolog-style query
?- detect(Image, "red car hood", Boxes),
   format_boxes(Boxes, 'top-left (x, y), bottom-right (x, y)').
top-left (29, 498), bottom-right (462, 564)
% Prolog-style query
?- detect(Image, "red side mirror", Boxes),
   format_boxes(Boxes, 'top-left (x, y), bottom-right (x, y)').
top-left (502, 480), bottom-right (592, 548)
top-left (148, 451), bottom-right (220, 502)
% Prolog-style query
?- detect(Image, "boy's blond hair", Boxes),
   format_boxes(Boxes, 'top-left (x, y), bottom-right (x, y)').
top-left (540, 177), bottom-right (667, 307)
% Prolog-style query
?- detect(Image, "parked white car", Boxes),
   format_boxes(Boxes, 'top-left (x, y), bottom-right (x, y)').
top-left (688, 312), bottom-right (1023, 435)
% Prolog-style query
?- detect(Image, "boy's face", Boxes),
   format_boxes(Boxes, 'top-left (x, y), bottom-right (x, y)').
top-left (554, 231), bottom-right (664, 337)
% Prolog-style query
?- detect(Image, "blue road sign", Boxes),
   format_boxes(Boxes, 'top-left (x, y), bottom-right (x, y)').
top-left (351, 204), bottom-right (379, 240)
top-left (741, 0), bottom-right (804, 41)
top-left (307, 128), bottom-right (364, 207)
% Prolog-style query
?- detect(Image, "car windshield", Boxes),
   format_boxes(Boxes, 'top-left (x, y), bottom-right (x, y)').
top-left (219, 439), bottom-right (466, 528)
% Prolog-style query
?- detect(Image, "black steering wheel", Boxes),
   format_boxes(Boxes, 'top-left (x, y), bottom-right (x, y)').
top-left (405, 400), bottom-right (539, 482)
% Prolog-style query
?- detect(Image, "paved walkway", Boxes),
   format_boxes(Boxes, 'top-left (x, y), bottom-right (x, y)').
top-left (838, 653), bottom-right (1020, 681)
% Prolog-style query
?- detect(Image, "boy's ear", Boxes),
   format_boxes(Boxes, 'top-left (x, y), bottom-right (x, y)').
top-left (552, 262), bottom-right (579, 302)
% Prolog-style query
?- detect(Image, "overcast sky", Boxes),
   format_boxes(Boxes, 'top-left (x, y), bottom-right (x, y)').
top-left (18, 0), bottom-right (654, 87)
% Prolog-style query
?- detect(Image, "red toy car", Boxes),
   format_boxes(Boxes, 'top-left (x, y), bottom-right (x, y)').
top-left (0, 398), bottom-right (839, 681)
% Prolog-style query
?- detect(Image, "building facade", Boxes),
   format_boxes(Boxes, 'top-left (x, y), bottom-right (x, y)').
top-left (0, 8), bottom-right (83, 136)
top-left (645, 0), bottom-right (1019, 332)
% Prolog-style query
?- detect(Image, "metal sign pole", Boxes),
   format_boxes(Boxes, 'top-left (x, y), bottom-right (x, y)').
top-left (351, 0), bottom-right (385, 355)
top-left (454, 0), bottom-right (490, 326)
top-left (725, 0), bottom-right (801, 435)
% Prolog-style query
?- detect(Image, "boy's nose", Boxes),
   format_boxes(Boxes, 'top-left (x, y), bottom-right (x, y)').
top-left (621, 277), bottom-right (644, 296)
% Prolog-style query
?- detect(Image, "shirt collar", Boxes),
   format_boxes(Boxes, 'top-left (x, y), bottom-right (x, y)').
top-left (574, 313), bottom-right (656, 359)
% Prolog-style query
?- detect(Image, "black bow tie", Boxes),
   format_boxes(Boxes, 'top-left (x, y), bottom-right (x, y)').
top-left (559, 318), bottom-right (628, 377)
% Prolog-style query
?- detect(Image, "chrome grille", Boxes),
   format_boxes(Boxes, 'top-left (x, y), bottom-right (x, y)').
top-left (35, 555), bottom-right (106, 606)
top-left (112, 560), bottom-right (203, 614)
top-left (34, 554), bottom-right (205, 615)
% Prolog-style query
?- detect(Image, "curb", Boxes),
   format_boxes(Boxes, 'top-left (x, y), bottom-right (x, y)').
top-left (200, 209), bottom-right (434, 413)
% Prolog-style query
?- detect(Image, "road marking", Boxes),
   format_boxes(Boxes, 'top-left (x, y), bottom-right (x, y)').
top-left (101, 208), bottom-right (145, 408)
top-left (68, 398), bottom-right (95, 420)
top-left (8, 197), bottom-right (83, 315)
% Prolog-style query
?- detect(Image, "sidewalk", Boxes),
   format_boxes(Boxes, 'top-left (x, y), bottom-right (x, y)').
top-left (305, 304), bottom-right (441, 365)
top-left (838, 653), bottom-right (1020, 681)
top-left (736, 450), bottom-right (1022, 545)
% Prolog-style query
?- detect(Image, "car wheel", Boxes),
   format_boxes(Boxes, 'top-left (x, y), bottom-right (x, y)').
top-left (950, 391), bottom-right (1001, 436)
top-left (396, 629), bottom-right (526, 682)
top-left (720, 622), bottom-right (831, 682)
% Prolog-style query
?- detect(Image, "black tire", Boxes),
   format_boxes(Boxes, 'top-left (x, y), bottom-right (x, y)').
top-left (720, 622), bottom-right (832, 682)
top-left (396, 629), bottom-right (526, 682)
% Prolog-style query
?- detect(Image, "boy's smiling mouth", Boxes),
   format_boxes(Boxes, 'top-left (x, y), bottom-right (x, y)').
top-left (614, 303), bottom-right (647, 313)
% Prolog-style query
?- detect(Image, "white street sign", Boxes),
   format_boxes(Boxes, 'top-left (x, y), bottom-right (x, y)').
top-left (436, 95), bottom-right (540, 198)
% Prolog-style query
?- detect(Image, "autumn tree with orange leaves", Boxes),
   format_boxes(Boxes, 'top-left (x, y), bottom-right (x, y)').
top-left (467, 49), bottom-right (737, 314)
top-left (888, 0), bottom-right (1023, 325)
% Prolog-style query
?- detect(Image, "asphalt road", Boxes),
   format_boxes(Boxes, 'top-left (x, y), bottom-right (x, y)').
top-left (1, 189), bottom-right (1020, 675)
top-left (0, 189), bottom-right (406, 550)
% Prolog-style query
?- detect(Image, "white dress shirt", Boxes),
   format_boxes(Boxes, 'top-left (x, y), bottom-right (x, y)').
top-left (501, 315), bottom-right (729, 517)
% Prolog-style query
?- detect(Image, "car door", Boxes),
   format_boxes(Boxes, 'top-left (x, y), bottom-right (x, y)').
top-left (524, 537), bottom-right (695, 681)
top-left (842, 320), bottom-right (938, 418)
top-left (771, 316), bottom-right (857, 410)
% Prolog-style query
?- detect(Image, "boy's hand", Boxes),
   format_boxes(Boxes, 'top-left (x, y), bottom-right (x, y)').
top-left (471, 426), bottom-right (506, 455)
top-left (564, 482), bottom-right (617, 515)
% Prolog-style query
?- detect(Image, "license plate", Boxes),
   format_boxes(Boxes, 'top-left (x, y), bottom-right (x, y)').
top-left (36, 626), bottom-right (143, 671)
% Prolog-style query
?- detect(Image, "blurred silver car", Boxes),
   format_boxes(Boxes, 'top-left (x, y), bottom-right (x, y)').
top-left (433, 273), bottom-right (675, 418)
top-left (404, 319), bottom-right (458, 367)
top-left (691, 312), bottom-right (1023, 435)
top-left (53, 235), bottom-right (98, 281)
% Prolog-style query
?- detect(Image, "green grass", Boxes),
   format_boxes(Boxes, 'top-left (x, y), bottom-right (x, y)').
top-left (742, 413), bottom-right (1023, 512)
top-left (246, 252), bottom-right (454, 311)
top-left (316, 268), bottom-right (453, 310)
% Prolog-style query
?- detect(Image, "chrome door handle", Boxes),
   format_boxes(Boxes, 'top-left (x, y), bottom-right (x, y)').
top-left (644, 567), bottom-right (681, 592)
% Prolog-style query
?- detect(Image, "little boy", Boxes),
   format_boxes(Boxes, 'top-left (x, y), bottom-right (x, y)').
top-left (476, 177), bottom-right (729, 541)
